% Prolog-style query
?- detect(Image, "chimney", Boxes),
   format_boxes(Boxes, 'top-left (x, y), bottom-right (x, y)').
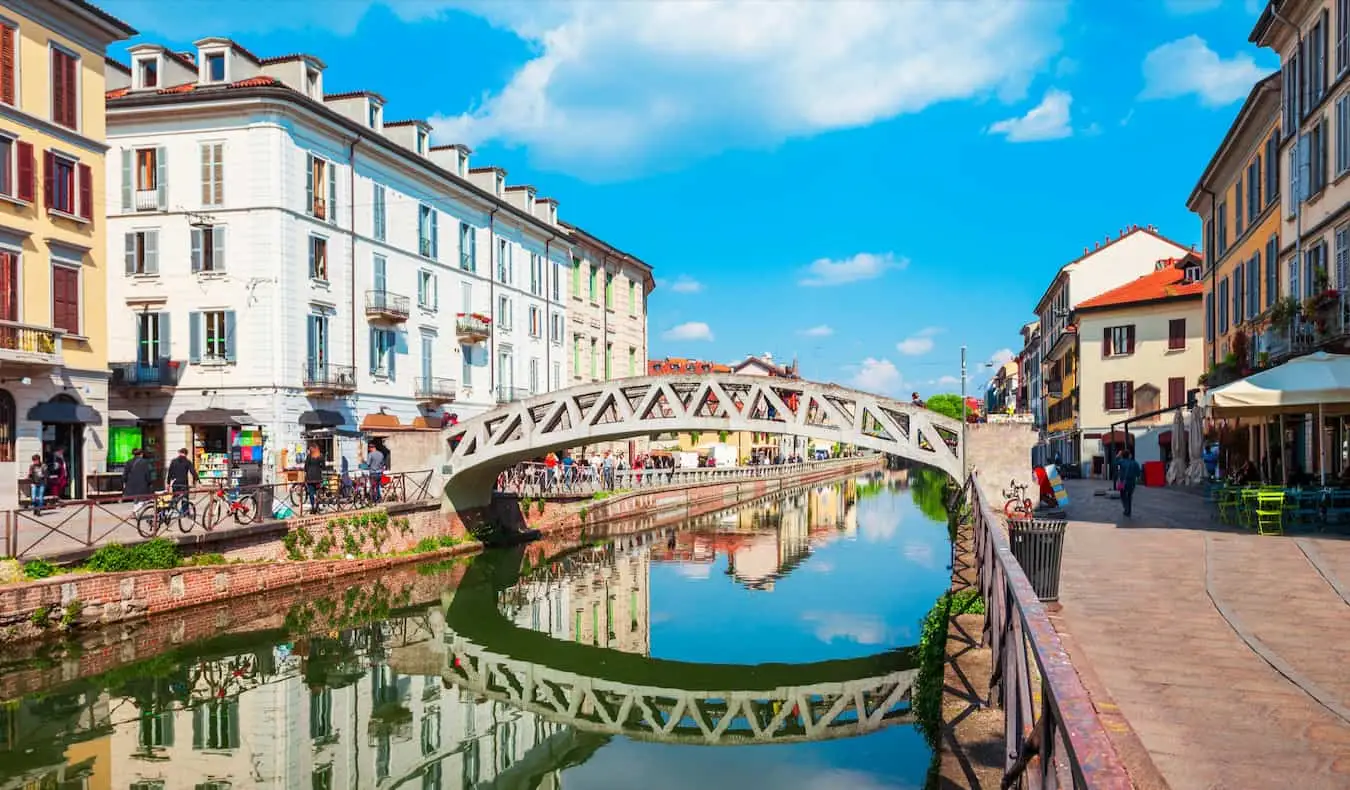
top-left (1095, 241), bottom-right (1101, 250)
top-left (1084, 247), bottom-right (1089, 255)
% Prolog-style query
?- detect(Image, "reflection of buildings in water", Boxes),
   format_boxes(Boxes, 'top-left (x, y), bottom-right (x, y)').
top-left (0, 624), bottom-right (573, 790)
top-left (500, 546), bottom-right (651, 657)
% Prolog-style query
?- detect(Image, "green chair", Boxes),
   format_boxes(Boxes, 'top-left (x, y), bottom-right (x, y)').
top-left (1255, 491), bottom-right (1286, 535)
top-left (1217, 487), bottom-right (1240, 525)
top-left (1239, 489), bottom-right (1260, 529)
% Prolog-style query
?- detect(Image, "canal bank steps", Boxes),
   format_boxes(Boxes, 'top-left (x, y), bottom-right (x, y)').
top-left (0, 457), bottom-right (880, 648)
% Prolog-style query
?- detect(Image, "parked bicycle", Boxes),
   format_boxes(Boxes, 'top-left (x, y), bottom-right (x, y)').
top-left (1002, 478), bottom-right (1035, 519)
top-left (201, 485), bottom-right (260, 529)
top-left (133, 491), bottom-right (197, 538)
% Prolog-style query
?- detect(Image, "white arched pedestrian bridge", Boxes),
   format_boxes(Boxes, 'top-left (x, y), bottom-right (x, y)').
top-left (444, 375), bottom-right (962, 507)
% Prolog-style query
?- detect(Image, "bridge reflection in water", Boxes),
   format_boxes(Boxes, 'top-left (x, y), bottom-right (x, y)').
top-left (0, 472), bottom-right (940, 789)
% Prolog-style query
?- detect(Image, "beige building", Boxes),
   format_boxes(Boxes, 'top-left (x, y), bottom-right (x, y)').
top-left (1074, 257), bottom-right (1205, 475)
top-left (1251, 1), bottom-right (1350, 309)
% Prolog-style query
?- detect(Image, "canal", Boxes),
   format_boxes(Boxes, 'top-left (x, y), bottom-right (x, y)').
top-left (0, 468), bottom-right (954, 789)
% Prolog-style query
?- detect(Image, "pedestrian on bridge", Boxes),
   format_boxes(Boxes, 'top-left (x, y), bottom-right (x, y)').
top-left (1114, 449), bottom-right (1141, 518)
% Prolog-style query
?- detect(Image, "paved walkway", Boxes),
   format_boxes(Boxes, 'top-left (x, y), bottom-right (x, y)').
top-left (1054, 479), bottom-right (1350, 790)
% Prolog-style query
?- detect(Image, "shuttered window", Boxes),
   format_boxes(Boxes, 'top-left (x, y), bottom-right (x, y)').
top-left (1266, 235), bottom-right (1279, 308)
top-left (0, 24), bottom-right (15, 107)
top-left (1103, 325), bottom-right (1135, 356)
top-left (50, 46), bottom-right (77, 130)
top-left (1104, 381), bottom-right (1133, 411)
top-left (1168, 318), bottom-right (1186, 350)
top-left (51, 264), bottom-right (79, 334)
top-left (1168, 377), bottom-right (1186, 409)
top-left (0, 251), bottom-right (17, 321)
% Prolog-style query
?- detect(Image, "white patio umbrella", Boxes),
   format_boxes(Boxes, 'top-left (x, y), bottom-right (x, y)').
top-left (1186, 405), bottom-right (1207, 484)
top-left (1168, 408), bottom-right (1188, 485)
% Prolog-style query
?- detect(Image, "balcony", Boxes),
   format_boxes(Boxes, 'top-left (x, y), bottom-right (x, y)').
top-left (1045, 379), bottom-right (1063, 399)
top-left (456, 314), bottom-right (491, 344)
top-left (134, 189), bottom-right (159, 211)
top-left (0, 320), bottom-right (63, 366)
top-left (365, 290), bottom-right (410, 322)
top-left (304, 362), bottom-right (357, 395)
top-left (496, 386), bottom-right (530, 404)
top-left (110, 359), bottom-right (182, 389)
top-left (415, 376), bottom-right (458, 405)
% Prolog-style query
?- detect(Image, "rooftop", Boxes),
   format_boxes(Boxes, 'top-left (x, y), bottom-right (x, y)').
top-left (1074, 255), bottom-right (1204, 311)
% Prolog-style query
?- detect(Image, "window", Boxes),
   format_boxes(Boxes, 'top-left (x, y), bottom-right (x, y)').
top-left (1168, 318), bottom-right (1186, 350)
top-left (305, 67), bottom-right (320, 98)
top-left (461, 343), bottom-right (473, 387)
top-left (50, 46), bottom-right (78, 130)
top-left (1290, 140), bottom-right (1302, 212)
top-left (192, 310), bottom-right (234, 362)
top-left (528, 358), bottom-right (539, 394)
top-left (192, 700), bottom-right (240, 750)
top-left (1310, 10), bottom-right (1329, 107)
top-left (416, 128), bottom-right (428, 155)
top-left (421, 707), bottom-right (441, 756)
top-left (191, 226), bottom-right (225, 273)
top-left (572, 335), bottom-right (581, 376)
top-left (373, 185), bottom-right (386, 241)
top-left (368, 102), bottom-right (381, 129)
top-left (136, 56), bottom-right (158, 89)
top-left (628, 280), bottom-right (637, 315)
top-left (373, 253), bottom-right (387, 293)
top-left (528, 305), bottom-right (541, 338)
top-left (419, 204), bottom-right (437, 258)
top-left (1104, 381), bottom-right (1133, 411)
top-left (205, 52), bottom-right (225, 82)
top-left (1266, 235), bottom-right (1279, 308)
top-left (552, 262), bottom-right (561, 301)
top-left (44, 151), bottom-right (88, 219)
top-left (124, 230), bottom-right (159, 275)
top-left (370, 327), bottom-right (396, 377)
top-left (309, 235), bottom-right (328, 280)
top-left (1291, 245), bottom-right (1302, 301)
top-left (136, 312), bottom-right (167, 366)
top-left (1233, 261), bottom-right (1245, 324)
top-left (550, 311), bottom-right (562, 343)
top-left (604, 272), bottom-right (614, 309)
top-left (460, 281), bottom-right (471, 314)
top-left (1304, 122), bottom-right (1329, 197)
top-left (310, 690), bottom-right (332, 741)
top-left (497, 295), bottom-right (511, 330)
top-left (200, 142), bottom-right (223, 206)
top-left (1306, 239), bottom-right (1329, 296)
top-left (552, 360), bottom-right (561, 389)
top-left (1204, 292), bottom-right (1213, 342)
top-left (1218, 277), bottom-right (1229, 333)
top-left (1266, 133), bottom-right (1280, 204)
top-left (307, 314), bottom-right (329, 375)
top-left (0, 23), bottom-right (15, 106)
top-left (1338, 223), bottom-right (1350, 292)
top-left (1340, 0), bottom-right (1349, 76)
top-left (0, 137), bottom-right (31, 202)
top-left (497, 238), bottom-right (510, 283)
top-left (1247, 252), bottom-right (1260, 317)
top-left (605, 343), bottom-right (612, 378)
top-left (588, 263), bottom-right (598, 302)
top-left (1215, 201), bottom-right (1228, 256)
top-left (418, 270), bottom-right (437, 310)
top-left (1246, 156), bottom-right (1262, 224)
top-left (1168, 377), bottom-right (1186, 409)
top-left (1103, 325), bottom-right (1134, 356)
top-left (571, 257), bottom-right (582, 298)
top-left (1234, 175), bottom-right (1244, 237)
top-left (529, 253), bottom-right (542, 296)
top-left (628, 347), bottom-right (636, 376)
top-left (306, 154), bottom-right (334, 220)
top-left (420, 334), bottom-right (433, 383)
top-left (459, 222), bottom-right (475, 271)
top-left (1339, 94), bottom-right (1350, 177)
top-left (51, 263), bottom-right (79, 334)
top-left (589, 338), bottom-right (598, 378)
top-left (0, 251), bottom-right (16, 322)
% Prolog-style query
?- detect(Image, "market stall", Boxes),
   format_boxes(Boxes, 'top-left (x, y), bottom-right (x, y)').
top-left (175, 409), bottom-right (265, 487)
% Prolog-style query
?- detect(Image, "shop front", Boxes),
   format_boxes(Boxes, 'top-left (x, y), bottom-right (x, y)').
top-left (102, 410), bottom-right (166, 495)
top-left (175, 409), bottom-right (265, 488)
top-left (27, 395), bottom-right (101, 500)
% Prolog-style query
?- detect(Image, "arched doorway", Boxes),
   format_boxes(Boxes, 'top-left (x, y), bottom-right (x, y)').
top-left (0, 389), bottom-right (14, 463)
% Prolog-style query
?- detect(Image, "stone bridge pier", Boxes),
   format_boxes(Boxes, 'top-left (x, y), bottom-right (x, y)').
top-left (965, 422), bottom-right (1040, 504)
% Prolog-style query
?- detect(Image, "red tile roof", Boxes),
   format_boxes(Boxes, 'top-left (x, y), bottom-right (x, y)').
top-left (105, 75), bottom-right (280, 100)
top-left (1074, 256), bottom-right (1204, 311)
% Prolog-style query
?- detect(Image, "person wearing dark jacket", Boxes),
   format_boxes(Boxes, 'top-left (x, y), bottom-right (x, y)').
top-left (122, 449), bottom-right (154, 498)
top-left (303, 444), bottom-right (326, 514)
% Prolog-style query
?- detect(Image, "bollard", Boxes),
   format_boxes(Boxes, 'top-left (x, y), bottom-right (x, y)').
top-left (1007, 518), bottom-right (1067, 602)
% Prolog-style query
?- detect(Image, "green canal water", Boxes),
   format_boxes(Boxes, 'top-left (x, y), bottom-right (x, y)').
top-left (0, 468), bottom-right (954, 790)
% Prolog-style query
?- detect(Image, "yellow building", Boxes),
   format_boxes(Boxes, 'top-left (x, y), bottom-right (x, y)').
top-left (0, 0), bottom-right (132, 505)
top-left (1186, 71), bottom-right (1282, 375)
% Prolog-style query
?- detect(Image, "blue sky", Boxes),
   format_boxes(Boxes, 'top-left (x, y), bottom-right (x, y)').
top-left (102, 0), bottom-right (1278, 396)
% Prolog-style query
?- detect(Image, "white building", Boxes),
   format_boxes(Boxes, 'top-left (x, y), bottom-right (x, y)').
top-left (100, 38), bottom-right (620, 480)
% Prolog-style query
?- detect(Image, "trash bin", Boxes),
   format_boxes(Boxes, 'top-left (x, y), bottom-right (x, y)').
top-left (252, 486), bottom-right (275, 520)
top-left (1008, 518), bottom-right (1067, 602)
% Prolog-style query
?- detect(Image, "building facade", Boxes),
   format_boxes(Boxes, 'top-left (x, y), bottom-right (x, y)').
top-left (1074, 257), bottom-right (1205, 473)
top-left (564, 222), bottom-right (651, 385)
top-left (1186, 71), bottom-right (1282, 374)
top-left (1018, 321), bottom-right (1043, 463)
top-left (1033, 226), bottom-right (1194, 472)
top-left (99, 36), bottom-right (642, 482)
top-left (0, 0), bottom-right (134, 507)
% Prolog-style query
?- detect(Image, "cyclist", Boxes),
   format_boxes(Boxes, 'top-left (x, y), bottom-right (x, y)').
top-left (165, 448), bottom-right (198, 514)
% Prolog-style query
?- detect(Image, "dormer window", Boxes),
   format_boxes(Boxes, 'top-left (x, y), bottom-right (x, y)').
top-left (368, 102), bottom-right (381, 129)
top-left (456, 155), bottom-right (467, 177)
top-left (1184, 263), bottom-right (1201, 283)
top-left (204, 52), bottom-right (225, 83)
top-left (494, 173), bottom-right (503, 195)
top-left (416, 128), bottom-right (428, 155)
top-left (525, 192), bottom-right (534, 210)
top-left (305, 67), bottom-right (320, 98)
top-left (136, 56), bottom-right (158, 89)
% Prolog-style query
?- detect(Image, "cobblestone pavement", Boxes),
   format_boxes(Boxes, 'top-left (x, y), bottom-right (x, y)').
top-left (1054, 479), bottom-right (1350, 790)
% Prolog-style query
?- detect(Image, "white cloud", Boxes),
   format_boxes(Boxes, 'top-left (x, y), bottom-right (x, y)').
top-left (798, 325), bottom-right (834, 337)
top-left (659, 274), bottom-right (703, 294)
top-left (801, 611), bottom-right (890, 645)
top-left (988, 348), bottom-right (1016, 366)
top-left (675, 564), bottom-right (712, 579)
top-left (662, 321), bottom-right (715, 342)
top-left (428, 0), bottom-right (1066, 177)
top-left (896, 327), bottom-right (942, 356)
top-left (849, 358), bottom-right (903, 396)
top-left (1140, 36), bottom-right (1271, 107)
top-left (1163, 0), bottom-right (1222, 13)
top-left (799, 252), bottom-right (906, 287)
top-left (936, 375), bottom-right (961, 386)
top-left (988, 88), bottom-right (1073, 142)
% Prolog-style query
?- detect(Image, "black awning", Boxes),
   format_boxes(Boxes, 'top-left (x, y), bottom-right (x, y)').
top-left (299, 409), bottom-right (345, 428)
top-left (176, 408), bottom-right (255, 427)
top-left (28, 401), bottom-right (101, 424)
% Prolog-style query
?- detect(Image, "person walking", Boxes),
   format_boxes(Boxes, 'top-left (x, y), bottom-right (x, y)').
top-left (122, 449), bottom-right (154, 498)
top-left (47, 447), bottom-right (68, 503)
top-left (304, 443), bottom-right (326, 514)
top-left (366, 442), bottom-right (386, 502)
top-left (165, 448), bottom-right (198, 514)
top-left (1114, 449), bottom-right (1142, 518)
top-left (27, 454), bottom-right (47, 514)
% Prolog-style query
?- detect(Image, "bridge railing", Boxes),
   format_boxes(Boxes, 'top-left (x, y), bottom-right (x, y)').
top-left (495, 456), bottom-right (871, 497)
top-left (966, 471), bottom-right (1132, 790)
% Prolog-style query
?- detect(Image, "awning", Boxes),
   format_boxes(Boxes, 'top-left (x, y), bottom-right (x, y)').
top-left (1203, 351), bottom-right (1350, 417)
top-left (1101, 430), bottom-right (1133, 445)
top-left (28, 401), bottom-right (101, 424)
top-left (175, 408), bottom-right (257, 427)
top-left (106, 409), bottom-right (142, 423)
top-left (299, 409), bottom-right (344, 428)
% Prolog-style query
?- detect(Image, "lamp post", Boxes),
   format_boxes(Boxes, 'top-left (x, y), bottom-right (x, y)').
top-left (960, 346), bottom-right (967, 481)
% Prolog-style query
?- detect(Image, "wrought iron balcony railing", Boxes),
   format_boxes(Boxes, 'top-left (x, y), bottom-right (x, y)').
top-left (415, 376), bottom-right (458, 403)
top-left (496, 386), bottom-right (530, 404)
top-left (456, 315), bottom-right (491, 342)
top-left (111, 359), bottom-right (183, 387)
top-left (0, 320), bottom-right (63, 365)
top-left (304, 362), bottom-right (357, 393)
top-left (134, 188), bottom-right (159, 211)
top-left (365, 290), bottom-right (410, 321)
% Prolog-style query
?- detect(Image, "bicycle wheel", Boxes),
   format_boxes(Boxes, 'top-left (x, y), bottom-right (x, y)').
top-left (134, 507), bottom-right (160, 538)
top-left (176, 499), bottom-right (199, 533)
top-left (1003, 499), bottom-right (1022, 518)
top-left (288, 482), bottom-right (307, 507)
top-left (201, 499), bottom-right (224, 531)
top-left (233, 495), bottom-right (259, 525)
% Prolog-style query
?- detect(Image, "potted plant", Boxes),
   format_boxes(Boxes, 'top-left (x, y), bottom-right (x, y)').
top-left (1270, 296), bottom-right (1300, 332)
top-left (1302, 288), bottom-right (1340, 333)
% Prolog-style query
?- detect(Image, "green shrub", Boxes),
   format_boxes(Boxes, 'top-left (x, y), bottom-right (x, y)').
top-left (414, 537), bottom-right (439, 553)
top-left (181, 553), bottom-right (227, 567)
top-left (30, 605), bottom-right (51, 628)
top-left (436, 534), bottom-right (459, 548)
top-left (85, 538), bottom-right (179, 573)
top-left (22, 558), bottom-right (57, 580)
